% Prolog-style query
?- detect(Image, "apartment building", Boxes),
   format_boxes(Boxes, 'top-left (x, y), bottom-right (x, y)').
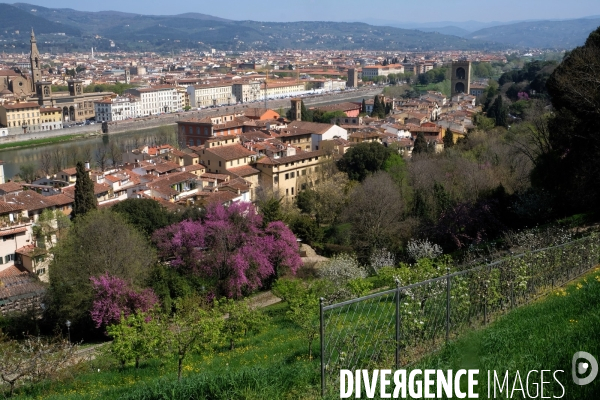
top-left (197, 142), bottom-right (257, 175)
top-left (187, 83), bottom-right (236, 108)
top-left (177, 112), bottom-right (248, 147)
top-left (261, 81), bottom-right (306, 98)
top-left (94, 96), bottom-right (140, 122)
top-left (0, 102), bottom-right (41, 132)
top-left (232, 81), bottom-right (262, 104)
top-left (125, 85), bottom-right (179, 116)
top-left (39, 107), bottom-right (63, 131)
top-left (361, 64), bottom-right (404, 79)
top-left (254, 150), bottom-right (326, 200)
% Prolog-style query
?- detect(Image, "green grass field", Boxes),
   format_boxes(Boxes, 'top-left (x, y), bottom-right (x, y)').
top-left (0, 135), bottom-right (87, 150)
top-left (10, 269), bottom-right (600, 399)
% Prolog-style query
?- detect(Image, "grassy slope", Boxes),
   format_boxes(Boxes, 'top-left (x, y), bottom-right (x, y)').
top-left (15, 303), bottom-right (321, 400)
top-left (409, 268), bottom-right (600, 399)
top-left (13, 269), bottom-right (600, 399)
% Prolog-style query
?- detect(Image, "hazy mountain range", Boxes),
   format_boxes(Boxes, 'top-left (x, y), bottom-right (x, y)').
top-left (0, 3), bottom-right (599, 53)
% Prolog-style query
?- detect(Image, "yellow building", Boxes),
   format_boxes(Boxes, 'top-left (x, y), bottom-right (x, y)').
top-left (255, 150), bottom-right (326, 201)
top-left (0, 102), bottom-right (41, 132)
top-left (39, 107), bottom-right (63, 131)
top-left (197, 140), bottom-right (257, 175)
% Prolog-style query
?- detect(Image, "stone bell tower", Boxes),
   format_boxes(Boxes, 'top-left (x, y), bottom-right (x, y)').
top-left (30, 29), bottom-right (42, 93)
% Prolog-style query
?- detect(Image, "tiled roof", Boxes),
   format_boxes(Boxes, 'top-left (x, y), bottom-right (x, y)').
top-left (204, 144), bottom-right (256, 161)
top-left (1, 190), bottom-right (59, 212)
top-left (0, 182), bottom-right (24, 194)
top-left (227, 165), bottom-right (260, 177)
top-left (2, 102), bottom-right (40, 110)
top-left (285, 121), bottom-right (332, 135)
top-left (0, 201), bottom-right (25, 214)
top-left (255, 150), bottom-right (324, 165)
top-left (0, 227), bottom-right (28, 237)
top-left (62, 182), bottom-right (110, 199)
top-left (0, 267), bottom-right (46, 302)
top-left (46, 194), bottom-right (73, 207)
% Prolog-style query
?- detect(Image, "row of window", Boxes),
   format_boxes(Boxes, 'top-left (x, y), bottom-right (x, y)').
top-left (0, 254), bottom-right (14, 264)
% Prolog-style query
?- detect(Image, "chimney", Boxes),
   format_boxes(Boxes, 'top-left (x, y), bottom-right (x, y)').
top-left (84, 161), bottom-right (90, 170)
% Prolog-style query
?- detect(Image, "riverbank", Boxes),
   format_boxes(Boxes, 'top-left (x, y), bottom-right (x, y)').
top-left (0, 87), bottom-right (383, 151)
top-left (0, 133), bottom-right (96, 151)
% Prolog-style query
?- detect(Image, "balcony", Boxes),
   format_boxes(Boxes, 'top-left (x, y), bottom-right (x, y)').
top-left (0, 215), bottom-right (31, 229)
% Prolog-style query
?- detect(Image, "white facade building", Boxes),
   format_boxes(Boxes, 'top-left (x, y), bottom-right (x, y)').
top-left (94, 96), bottom-right (140, 122)
top-left (187, 83), bottom-right (236, 108)
top-left (232, 81), bottom-right (262, 103)
top-left (125, 85), bottom-right (179, 116)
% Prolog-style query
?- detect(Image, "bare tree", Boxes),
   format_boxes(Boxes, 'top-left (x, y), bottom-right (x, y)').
top-left (68, 146), bottom-right (80, 167)
top-left (39, 151), bottom-right (52, 177)
top-left (508, 100), bottom-right (552, 167)
top-left (109, 142), bottom-right (123, 168)
top-left (52, 148), bottom-right (64, 173)
top-left (0, 332), bottom-right (79, 397)
top-left (96, 145), bottom-right (108, 172)
top-left (344, 172), bottom-right (404, 262)
top-left (80, 145), bottom-right (93, 165)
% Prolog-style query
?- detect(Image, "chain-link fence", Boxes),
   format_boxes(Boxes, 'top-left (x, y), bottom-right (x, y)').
top-left (319, 234), bottom-right (600, 395)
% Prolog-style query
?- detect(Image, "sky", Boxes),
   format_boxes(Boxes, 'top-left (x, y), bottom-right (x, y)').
top-left (4, 0), bottom-right (600, 24)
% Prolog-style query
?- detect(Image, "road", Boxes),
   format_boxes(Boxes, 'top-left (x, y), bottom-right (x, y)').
top-left (0, 87), bottom-right (384, 145)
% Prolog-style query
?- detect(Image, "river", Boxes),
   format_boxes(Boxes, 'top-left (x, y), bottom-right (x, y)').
top-left (0, 126), bottom-right (177, 180)
top-left (0, 90), bottom-right (382, 180)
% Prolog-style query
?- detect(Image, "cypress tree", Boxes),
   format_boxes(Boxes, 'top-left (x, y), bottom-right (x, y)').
top-left (412, 132), bottom-right (428, 155)
top-left (361, 98), bottom-right (367, 114)
top-left (300, 100), bottom-right (313, 122)
top-left (384, 101), bottom-right (392, 117)
top-left (372, 95), bottom-right (383, 118)
top-left (443, 129), bottom-right (454, 148)
top-left (495, 96), bottom-right (508, 127)
top-left (72, 161), bottom-right (97, 219)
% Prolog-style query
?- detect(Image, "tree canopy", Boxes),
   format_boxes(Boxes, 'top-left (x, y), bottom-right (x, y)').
top-left (153, 202), bottom-right (301, 298)
top-left (46, 210), bottom-right (156, 337)
top-left (337, 142), bottom-right (394, 181)
top-left (111, 198), bottom-right (178, 236)
top-left (533, 26), bottom-right (600, 213)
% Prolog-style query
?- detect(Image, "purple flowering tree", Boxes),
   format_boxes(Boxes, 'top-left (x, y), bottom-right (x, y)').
top-left (153, 202), bottom-right (302, 298)
top-left (90, 273), bottom-right (159, 328)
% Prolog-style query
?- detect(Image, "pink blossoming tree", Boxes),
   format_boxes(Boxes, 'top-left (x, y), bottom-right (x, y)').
top-left (153, 202), bottom-right (302, 298)
top-left (90, 273), bottom-right (159, 328)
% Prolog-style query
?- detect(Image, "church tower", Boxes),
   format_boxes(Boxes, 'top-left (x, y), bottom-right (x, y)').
top-left (30, 29), bottom-right (42, 92)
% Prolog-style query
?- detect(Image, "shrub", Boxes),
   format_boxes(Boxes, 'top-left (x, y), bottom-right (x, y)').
top-left (317, 253), bottom-right (367, 286)
top-left (407, 238), bottom-right (443, 261)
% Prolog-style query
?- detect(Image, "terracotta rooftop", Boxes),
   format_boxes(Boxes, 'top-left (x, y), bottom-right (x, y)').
top-left (0, 182), bottom-right (24, 194)
top-left (204, 144), bottom-right (256, 161)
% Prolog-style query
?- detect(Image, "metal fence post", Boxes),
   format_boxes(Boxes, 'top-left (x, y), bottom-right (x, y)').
top-left (320, 297), bottom-right (325, 397)
top-left (446, 267), bottom-right (450, 344)
top-left (483, 283), bottom-right (488, 325)
top-left (395, 279), bottom-right (400, 370)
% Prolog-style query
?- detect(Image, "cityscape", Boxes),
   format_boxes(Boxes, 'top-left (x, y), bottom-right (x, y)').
top-left (0, 1), bottom-right (600, 399)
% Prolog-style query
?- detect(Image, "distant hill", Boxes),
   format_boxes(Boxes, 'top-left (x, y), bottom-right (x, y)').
top-left (175, 12), bottom-right (231, 22)
top-left (361, 19), bottom-right (517, 33)
top-left (0, 4), bottom-right (503, 52)
top-left (0, 4), bottom-right (80, 36)
top-left (467, 18), bottom-right (600, 48)
top-left (417, 26), bottom-right (470, 37)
